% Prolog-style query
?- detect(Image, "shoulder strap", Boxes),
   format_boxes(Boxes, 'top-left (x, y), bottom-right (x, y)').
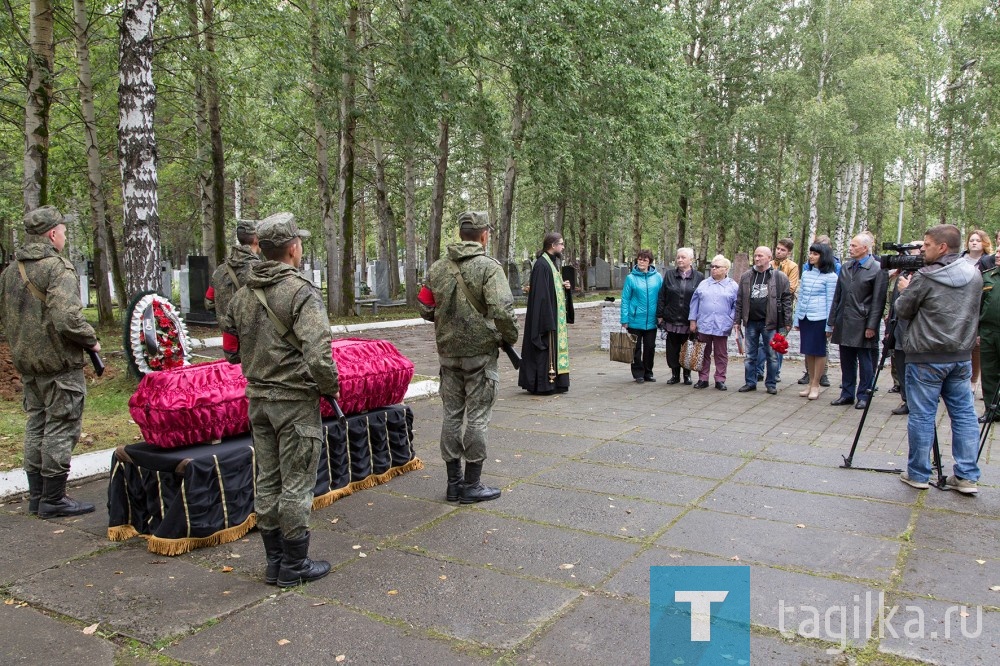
top-left (17, 261), bottom-right (47, 304)
top-left (224, 263), bottom-right (241, 289)
top-left (252, 287), bottom-right (303, 352)
top-left (447, 260), bottom-right (487, 316)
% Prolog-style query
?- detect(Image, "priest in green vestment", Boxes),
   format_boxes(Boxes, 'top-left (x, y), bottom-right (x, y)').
top-left (518, 232), bottom-right (571, 394)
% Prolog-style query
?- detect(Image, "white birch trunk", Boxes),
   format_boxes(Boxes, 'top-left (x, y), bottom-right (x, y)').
top-left (403, 156), bottom-right (417, 305)
top-left (24, 0), bottom-right (54, 213)
top-left (310, 0), bottom-right (338, 312)
top-left (119, 0), bottom-right (162, 297)
top-left (847, 161), bottom-right (861, 240)
top-left (858, 164), bottom-right (871, 231)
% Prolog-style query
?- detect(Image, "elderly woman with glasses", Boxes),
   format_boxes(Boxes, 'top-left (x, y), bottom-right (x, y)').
top-left (687, 255), bottom-right (738, 390)
top-left (657, 247), bottom-right (704, 384)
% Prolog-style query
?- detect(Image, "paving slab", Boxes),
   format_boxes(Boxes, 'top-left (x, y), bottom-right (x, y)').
top-left (484, 482), bottom-right (683, 539)
top-left (697, 483), bottom-right (913, 538)
top-left (0, 512), bottom-right (111, 585)
top-left (402, 511), bottom-right (641, 587)
top-left (580, 440), bottom-right (746, 479)
top-left (656, 509), bottom-right (901, 582)
top-left (910, 508), bottom-right (1000, 556)
top-left (531, 460), bottom-right (719, 506)
top-left (621, 426), bottom-right (770, 456)
top-left (731, 459), bottom-right (920, 503)
top-left (0, 602), bottom-right (116, 665)
top-left (305, 548), bottom-right (579, 648)
top-left (500, 411), bottom-right (638, 441)
top-left (488, 427), bottom-right (606, 457)
top-left (515, 594), bottom-right (650, 665)
top-left (602, 546), bottom-right (733, 600)
top-left (10, 545), bottom-right (271, 643)
top-left (313, 489), bottom-right (455, 538)
top-left (878, 596), bottom-right (1000, 665)
top-left (750, 633), bottom-right (851, 665)
top-left (898, 547), bottom-right (1000, 608)
top-left (167, 593), bottom-right (494, 665)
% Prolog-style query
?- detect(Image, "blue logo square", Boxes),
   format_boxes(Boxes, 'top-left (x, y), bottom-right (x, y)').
top-left (650, 566), bottom-right (751, 665)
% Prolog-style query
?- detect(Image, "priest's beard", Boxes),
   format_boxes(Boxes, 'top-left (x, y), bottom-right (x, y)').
top-left (549, 251), bottom-right (563, 260)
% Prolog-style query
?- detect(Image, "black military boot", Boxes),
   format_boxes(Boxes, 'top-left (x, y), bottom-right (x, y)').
top-left (445, 459), bottom-right (464, 502)
top-left (277, 532), bottom-right (331, 588)
top-left (37, 474), bottom-right (95, 519)
top-left (260, 529), bottom-right (283, 585)
top-left (26, 472), bottom-right (43, 515)
top-left (460, 462), bottom-right (501, 504)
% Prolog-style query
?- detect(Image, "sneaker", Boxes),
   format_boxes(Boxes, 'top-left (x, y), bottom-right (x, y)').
top-left (738, 384), bottom-right (756, 392)
top-left (944, 475), bottom-right (978, 495)
top-left (899, 472), bottom-right (929, 490)
top-left (766, 386), bottom-right (777, 395)
top-left (888, 385), bottom-right (900, 394)
top-left (797, 372), bottom-right (810, 385)
top-left (819, 374), bottom-right (830, 387)
top-left (891, 403), bottom-right (909, 416)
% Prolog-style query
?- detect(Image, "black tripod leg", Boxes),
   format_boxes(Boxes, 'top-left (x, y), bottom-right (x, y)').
top-left (978, 377), bottom-right (1000, 463)
top-left (931, 428), bottom-right (947, 488)
top-left (842, 346), bottom-right (887, 468)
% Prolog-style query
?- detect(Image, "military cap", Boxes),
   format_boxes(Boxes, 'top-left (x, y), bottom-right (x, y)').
top-left (458, 211), bottom-right (491, 231)
top-left (257, 212), bottom-right (311, 249)
top-left (235, 218), bottom-right (259, 237)
top-left (24, 206), bottom-right (64, 235)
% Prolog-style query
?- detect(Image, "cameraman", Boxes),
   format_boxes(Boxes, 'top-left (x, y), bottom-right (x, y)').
top-left (885, 242), bottom-right (923, 416)
top-left (895, 224), bottom-right (982, 494)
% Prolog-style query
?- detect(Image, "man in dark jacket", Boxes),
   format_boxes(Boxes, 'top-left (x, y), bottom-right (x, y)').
top-left (895, 224), bottom-right (982, 494)
top-left (0, 207), bottom-right (101, 518)
top-left (206, 218), bottom-right (260, 324)
top-left (418, 211), bottom-right (518, 503)
top-left (829, 234), bottom-right (888, 409)
top-left (734, 246), bottom-right (792, 394)
top-left (224, 213), bottom-right (340, 586)
top-left (656, 248), bottom-right (704, 384)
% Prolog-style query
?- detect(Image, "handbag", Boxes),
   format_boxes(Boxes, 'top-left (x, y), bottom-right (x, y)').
top-left (610, 331), bottom-right (637, 364)
top-left (678, 336), bottom-right (706, 372)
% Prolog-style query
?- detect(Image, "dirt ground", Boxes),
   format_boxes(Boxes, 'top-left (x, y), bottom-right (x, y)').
top-left (0, 342), bottom-right (20, 401)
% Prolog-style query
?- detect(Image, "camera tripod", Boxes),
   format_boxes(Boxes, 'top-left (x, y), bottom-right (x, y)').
top-left (839, 320), bottom-right (947, 488)
top-left (978, 375), bottom-right (1000, 463)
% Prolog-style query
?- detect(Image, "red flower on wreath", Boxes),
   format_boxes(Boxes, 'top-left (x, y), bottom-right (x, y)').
top-left (146, 301), bottom-right (185, 371)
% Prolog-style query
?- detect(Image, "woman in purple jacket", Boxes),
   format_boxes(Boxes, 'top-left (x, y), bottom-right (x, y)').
top-left (688, 255), bottom-right (739, 390)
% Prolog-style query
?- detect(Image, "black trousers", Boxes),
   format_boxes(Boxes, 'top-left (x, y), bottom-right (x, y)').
top-left (665, 331), bottom-right (690, 373)
top-left (892, 349), bottom-right (907, 402)
top-left (627, 328), bottom-right (657, 379)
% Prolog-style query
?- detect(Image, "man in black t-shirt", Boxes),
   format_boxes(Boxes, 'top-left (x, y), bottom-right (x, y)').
top-left (734, 247), bottom-right (792, 394)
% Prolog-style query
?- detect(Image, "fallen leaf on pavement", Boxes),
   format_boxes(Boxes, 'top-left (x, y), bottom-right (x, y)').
top-left (387, 590), bottom-right (398, 595)
top-left (52, 529), bottom-right (65, 534)
top-left (221, 566), bottom-right (234, 573)
top-left (277, 639), bottom-right (290, 646)
top-left (82, 623), bottom-right (99, 635)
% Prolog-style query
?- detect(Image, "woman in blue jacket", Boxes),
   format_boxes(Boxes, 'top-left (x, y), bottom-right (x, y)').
top-left (794, 242), bottom-right (839, 400)
top-left (620, 249), bottom-right (663, 383)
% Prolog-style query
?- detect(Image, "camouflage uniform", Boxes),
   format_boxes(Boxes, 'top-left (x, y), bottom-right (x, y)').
top-left (419, 216), bottom-right (518, 465)
top-left (0, 209), bottom-right (98, 481)
top-left (207, 244), bottom-right (259, 321)
top-left (224, 217), bottom-right (338, 540)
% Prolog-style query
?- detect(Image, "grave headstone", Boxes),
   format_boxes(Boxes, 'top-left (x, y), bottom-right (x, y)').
top-left (179, 268), bottom-right (190, 313)
top-left (160, 261), bottom-right (172, 300)
top-left (374, 259), bottom-right (392, 303)
top-left (594, 257), bottom-right (612, 290)
top-left (506, 262), bottom-right (520, 298)
top-left (75, 262), bottom-right (90, 307)
top-left (184, 255), bottom-right (216, 325)
top-left (613, 265), bottom-right (629, 290)
top-left (313, 269), bottom-right (322, 288)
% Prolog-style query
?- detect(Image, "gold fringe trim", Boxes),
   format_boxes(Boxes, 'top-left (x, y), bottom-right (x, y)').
top-left (145, 513), bottom-right (257, 557)
top-left (311, 457), bottom-right (424, 511)
top-left (107, 524), bottom-right (141, 542)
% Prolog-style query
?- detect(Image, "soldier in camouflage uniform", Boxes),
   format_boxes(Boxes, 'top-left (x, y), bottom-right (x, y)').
top-left (223, 213), bottom-right (339, 587)
top-left (0, 207), bottom-right (100, 518)
top-left (418, 211), bottom-right (518, 503)
top-left (205, 218), bottom-right (260, 325)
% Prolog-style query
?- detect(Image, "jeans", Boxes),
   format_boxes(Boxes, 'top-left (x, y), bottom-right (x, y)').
top-left (756, 346), bottom-right (783, 378)
top-left (905, 361), bottom-right (981, 483)
top-left (744, 320), bottom-right (776, 388)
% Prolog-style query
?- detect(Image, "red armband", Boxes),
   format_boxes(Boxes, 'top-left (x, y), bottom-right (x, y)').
top-left (418, 285), bottom-right (436, 307)
top-left (222, 331), bottom-right (239, 354)
top-left (205, 286), bottom-right (215, 300)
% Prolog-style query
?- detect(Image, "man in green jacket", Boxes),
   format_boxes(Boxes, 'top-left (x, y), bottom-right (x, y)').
top-left (206, 218), bottom-right (260, 324)
top-left (418, 211), bottom-right (518, 503)
top-left (980, 262), bottom-right (1000, 421)
top-left (224, 213), bottom-right (339, 586)
top-left (0, 206), bottom-right (100, 518)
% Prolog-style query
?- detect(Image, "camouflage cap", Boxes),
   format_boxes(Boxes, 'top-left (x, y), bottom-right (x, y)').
top-left (458, 211), bottom-right (491, 231)
top-left (257, 212), bottom-right (310, 249)
top-left (235, 218), bottom-right (258, 237)
top-left (24, 206), bottom-right (64, 235)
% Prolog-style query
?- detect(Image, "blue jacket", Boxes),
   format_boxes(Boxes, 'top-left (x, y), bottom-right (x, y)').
top-left (689, 277), bottom-right (738, 336)
top-left (621, 266), bottom-right (663, 330)
top-left (794, 269), bottom-right (839, 330)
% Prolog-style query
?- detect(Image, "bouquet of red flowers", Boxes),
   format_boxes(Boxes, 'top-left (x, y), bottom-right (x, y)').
top-left (769, 332), bottom-right (789, 354)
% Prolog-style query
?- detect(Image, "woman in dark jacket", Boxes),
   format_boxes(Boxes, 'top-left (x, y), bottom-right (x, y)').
top-left (656, 247), bottom-right (704, 384)
top-left (620, 249), bottom-right (663, 383)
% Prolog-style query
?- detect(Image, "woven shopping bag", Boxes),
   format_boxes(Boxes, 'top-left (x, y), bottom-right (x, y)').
top-left (609, 331), bottom-right (637, 363)
top-left (678, 336), bottom-right (706, 372)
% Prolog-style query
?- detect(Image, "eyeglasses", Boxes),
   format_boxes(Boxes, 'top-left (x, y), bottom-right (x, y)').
top-left (710, 265), bottom-right (725, 269)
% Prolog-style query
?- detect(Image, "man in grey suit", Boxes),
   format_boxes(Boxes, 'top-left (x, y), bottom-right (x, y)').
top-left (829, 234), bottom-right (889, 409)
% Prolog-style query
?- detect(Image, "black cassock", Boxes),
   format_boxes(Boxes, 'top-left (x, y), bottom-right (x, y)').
top-left (518, 255), bottom-right (571, 394)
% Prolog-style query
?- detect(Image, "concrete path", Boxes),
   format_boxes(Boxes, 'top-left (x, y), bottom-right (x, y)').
top-left (1, 306), bottom-right (996, 665)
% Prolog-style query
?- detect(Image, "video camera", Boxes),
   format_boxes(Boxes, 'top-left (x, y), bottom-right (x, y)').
top-left (878, 242), bottom-right (925, 272)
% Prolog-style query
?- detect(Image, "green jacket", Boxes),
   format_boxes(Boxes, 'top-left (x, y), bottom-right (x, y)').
top-left (419, 241), bottom-right (518, 357)
top-left (224, 261), bottom-right (339, 401)
top-left (0, 242), bottom-right (98, 377)
top-left (207, 245), bottom-right (260, 319)
top-left (981, 266), bottom-right (1000, 332)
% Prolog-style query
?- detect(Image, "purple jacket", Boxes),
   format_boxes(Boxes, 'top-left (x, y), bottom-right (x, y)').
top-left (689, 277), bottom-right (738, 336)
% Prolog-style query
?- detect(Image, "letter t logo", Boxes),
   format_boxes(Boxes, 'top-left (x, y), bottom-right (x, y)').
top-left (674, 591), bottom-right (729, 641)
